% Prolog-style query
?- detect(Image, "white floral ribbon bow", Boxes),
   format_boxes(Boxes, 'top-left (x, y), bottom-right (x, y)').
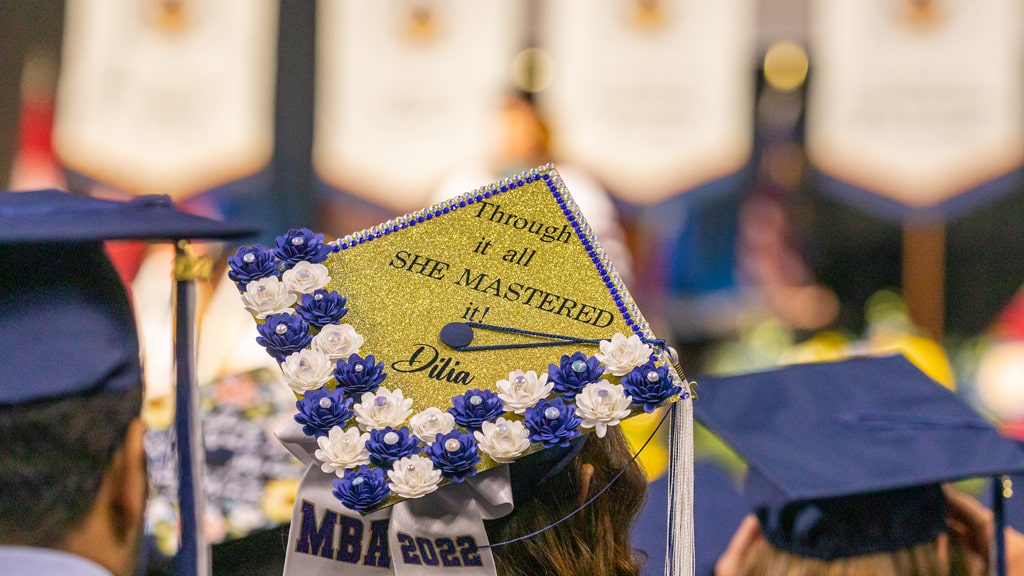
top-left (276, 420), bottom-right (513, 576)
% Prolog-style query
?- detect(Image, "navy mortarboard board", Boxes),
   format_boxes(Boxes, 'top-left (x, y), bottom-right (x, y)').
top-left (0, 188), bottom-right (257, 244)
top-left (0, 188), bottom-right (258, 576)
top-left (228, 164), bottom-right (694, 576)
top-left (693, 354), bottom-right (1024, 572)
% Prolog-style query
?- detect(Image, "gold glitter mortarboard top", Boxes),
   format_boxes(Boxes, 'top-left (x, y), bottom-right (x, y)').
top-left (229, 164), bottom-right (688, 513)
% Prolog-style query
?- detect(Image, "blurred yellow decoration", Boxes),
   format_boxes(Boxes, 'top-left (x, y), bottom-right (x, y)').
top-left (630, 0), bottom-right (667, 29)
top-left (261, 478), bottom-right (301, 523)
top-left (511, 48), bottom-right (557, 94)
top-left (779, 331), bottom-right (851, 365)
top-left (620, 408), bottom-right (669, 480)
top-left (763, 41), bottom-right (808, 93)
top-left (142, 394), bottom-right (175, 430)
top-left (861, 289), bottom-right (955, 390)
top-left (693, 422), bottom-right (746, 479)
top-left (869, 332), bottom-right (956, 391)
top-left (153, 517), bottom-right (179, 556)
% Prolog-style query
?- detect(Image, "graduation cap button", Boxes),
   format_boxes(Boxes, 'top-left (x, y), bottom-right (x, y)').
top-left (440, 322), bottom-right (475, 348)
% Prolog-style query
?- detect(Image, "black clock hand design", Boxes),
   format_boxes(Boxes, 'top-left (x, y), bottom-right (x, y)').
top-left (439, 321), bottom-right (666, 353)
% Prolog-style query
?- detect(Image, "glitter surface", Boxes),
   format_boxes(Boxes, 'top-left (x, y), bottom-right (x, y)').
top-left (307, 165), bottom-right (683, 499)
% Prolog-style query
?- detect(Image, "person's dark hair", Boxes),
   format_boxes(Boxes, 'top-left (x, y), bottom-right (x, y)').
top-left (0, 385), bottom-right (142, 546)
top-left (486, 427), bottom-right (648, 576)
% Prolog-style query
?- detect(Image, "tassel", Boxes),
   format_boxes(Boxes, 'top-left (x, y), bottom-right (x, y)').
top-left (664, 346), bottom-right (695, 576)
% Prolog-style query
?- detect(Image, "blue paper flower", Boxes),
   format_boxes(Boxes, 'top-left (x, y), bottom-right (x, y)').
top-left (548, 352), bottom-right (605, 400)
top-left (365, 426), bottom-right (420, 469)
top-left (621, 361), bottom-right (681, 413)
top-left (332, 466), bottom-right (390, 512)
top-left (227, 245), bottom-right (279, 290)
top-left (448, 389), bottom-right (505, 431)
top-left (295, 289), bottom-right (349, 327)
top-left (256, 314), bottom-right (314, 362)
top-left (294, 388), bottom-right (354, 437)
top-left (334, 354), bottom-right (387, 398)
top-left (274, 228), bottom-right (332, 265)
top-left (524, 397), bottom-right (581, 448)
top-left (425, 430), bottom-right (480, 482)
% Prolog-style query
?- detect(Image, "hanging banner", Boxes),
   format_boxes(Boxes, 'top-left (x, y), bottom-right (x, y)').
top-left (807, 0), bottom-right (1024, 213)
top-left (314, 0), bottom-right (524, 212)
top-left (54, 0), bottom-right (278, 199)
top-left (537, 0), bottom-right (756, 204)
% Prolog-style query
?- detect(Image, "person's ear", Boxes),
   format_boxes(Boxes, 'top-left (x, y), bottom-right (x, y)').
top-left (110, 418), bottom-right (148, 543)
top-left (577, 463), bottom-right (595, 508)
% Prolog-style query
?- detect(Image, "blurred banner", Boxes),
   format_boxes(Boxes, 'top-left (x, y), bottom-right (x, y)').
top-left (807, 0), bottom-right (1024, 217)
top-left (537, 0), bottom-right (756, 204)
top-left (314, 0), bottom-right (524, 212)
top-left (53, 0), bottom-right (278, 199)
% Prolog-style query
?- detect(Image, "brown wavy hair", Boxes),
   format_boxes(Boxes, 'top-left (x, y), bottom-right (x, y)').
top-left (485, 427), bottom-right (649, 576)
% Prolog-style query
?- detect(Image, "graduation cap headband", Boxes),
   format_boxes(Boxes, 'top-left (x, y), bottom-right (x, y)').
top-left (229, 164), bottom-right (688, 515)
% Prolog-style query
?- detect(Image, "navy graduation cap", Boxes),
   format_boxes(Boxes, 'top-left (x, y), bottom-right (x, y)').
top-left (693, 355), bottom-right (1024, 571)
top-left (0, 189), bottom-right (257, 244)
top-left (0, 189), bottom-right (257, 576)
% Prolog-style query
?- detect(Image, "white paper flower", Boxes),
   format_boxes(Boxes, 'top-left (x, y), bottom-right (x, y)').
top-left (387, 454), bottom-right (443, 499)
top-left (595, 333), bottom-right (654, 376)
top-left (280, 349), bottom-right (335, 393)
top-left (575, 381), bottom-right (633, 438)
top-left (315, 426), bottom-right (370, 477)
top-left (240, 276), bottom-right (297, 319)
top-left (496, 369), bottom-right (554, 414)
top-left (353, 387), bottom-right (414, 430)
top-left (473, 417), bottom-right (531, 463)
top-left (312, 323), bottom-right (364, 360)
top-left (282, 261), bottom-right (331, 295)
top-left (409, 407), bottom-right (456, 443)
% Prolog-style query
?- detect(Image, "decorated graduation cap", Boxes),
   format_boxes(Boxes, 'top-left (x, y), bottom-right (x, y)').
top-left (0, 189), bottom-right (257, 576)
top-left (693, 354), bottom-right (1024, 572)
top-left (228, 165), bottom-right (693, 576)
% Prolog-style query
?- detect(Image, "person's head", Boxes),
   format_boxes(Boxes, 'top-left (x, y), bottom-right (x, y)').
top-left (487, 426), bottom-right (648, 576)
top-left (0, 242), bottom-right (148, 576)
top-left (725, 487), bottom-right (979, 576)
top-left (0, 189), bottom-right (256, 575)
top-left (695, 355), bottom-right (1024, 576)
